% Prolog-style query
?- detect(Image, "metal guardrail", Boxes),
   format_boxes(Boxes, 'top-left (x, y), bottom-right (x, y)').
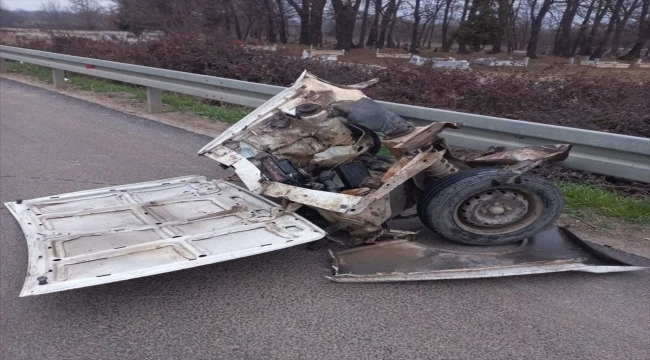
top-left (1, 45), bottom-right (648, 183)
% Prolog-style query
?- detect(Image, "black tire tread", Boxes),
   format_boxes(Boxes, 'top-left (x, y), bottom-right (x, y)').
top-left (417, 167), bottom-right (563, 245)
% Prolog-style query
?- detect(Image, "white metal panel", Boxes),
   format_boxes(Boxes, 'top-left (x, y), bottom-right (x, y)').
top-left (5, 176), bottom-right (325, 296)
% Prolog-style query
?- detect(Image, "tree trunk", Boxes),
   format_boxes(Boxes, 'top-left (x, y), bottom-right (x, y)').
top-left (457, 0), bottom-right (477, 53)
top-left (367, 0), bottom-right (382, 46)
top-left (426, 16), bottom-right (436, 48)
top-left (440, 0), bottom-right (454, 52)
top-left (229, 0), bottom-right (242, 39)
top-left (409, 0), bottom-right (421, 52)
top-left (491, 0), bottom-right (512, 53)
top-left (287, 0), bottom-right (311, 45)
top-left (332, 0), bottom-right (363, 50)
top-left (506, 0), bottom-right (519, 51)
top-left (590, 0), bottom-right (625, 59)
top-left (619, 0), bottom-right (649, 60)
top-left (569, 1), bottom-right (594, 54)
top-left (526, 0), bottom-right (555, 58)
top-left (417, 17), bottom-right (432, 47)
top-left (377, 0), bottom-right (397, 48)
top-left (275, 0), bottom-right (288, 44)
top-left (358, 0), bottom-right (371, 47)
top-left (460, 0), bottom-right (470, 23)
top-left (386, 0), bottom-right (402, 47)
top-left (579, 0), bottom-right (611, 56)
top-left (310, 0), bottom-right (326, 47)
top-left (611, 0), bottom-right (640, 55)
top-left (264, 0), bottom-right (277, 43)
top-left (553, 0), bottom-right (579, 56)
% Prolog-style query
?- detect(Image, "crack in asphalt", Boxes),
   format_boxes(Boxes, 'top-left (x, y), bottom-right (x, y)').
top-left (0, 175), bottom-right (116, 186)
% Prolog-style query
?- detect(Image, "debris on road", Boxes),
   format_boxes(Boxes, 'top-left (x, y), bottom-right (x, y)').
top-left (5, 71), bottom-right (645, 296)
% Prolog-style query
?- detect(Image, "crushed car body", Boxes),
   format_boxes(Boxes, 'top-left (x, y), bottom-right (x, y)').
top-left (5, 71), bottom-right (646, 296)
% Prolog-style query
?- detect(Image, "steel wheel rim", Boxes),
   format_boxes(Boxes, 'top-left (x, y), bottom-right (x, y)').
top-left (453, 187), bottom-right (543, 235)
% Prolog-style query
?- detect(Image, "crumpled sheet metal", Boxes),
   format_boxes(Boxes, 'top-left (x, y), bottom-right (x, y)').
top-left (329, 226), bottom-right (647, 282)
top-left (262, 182), bottom-right (363, 213)
top-left (198, 71), bottom-right (369, 156)
top-left (382, 122), bottom-right (461, 157)
top-left (467, 144), bottom-right (572, 166)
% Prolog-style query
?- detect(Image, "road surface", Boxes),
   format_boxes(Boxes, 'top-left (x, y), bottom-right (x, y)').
top-left (1, 78), bottom-right (649, 359)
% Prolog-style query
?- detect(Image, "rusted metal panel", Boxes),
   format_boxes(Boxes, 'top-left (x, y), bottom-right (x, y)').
top-left (262, 182), bottom-right (362, 213)
top-left (350, 152), bottom-right (445, 213)
top-left (467, 144), bottom-right (573, 166)
top-left (382, 122), bottom-right (460, 157)
top-left (329, 226), bottom-right (647, 282)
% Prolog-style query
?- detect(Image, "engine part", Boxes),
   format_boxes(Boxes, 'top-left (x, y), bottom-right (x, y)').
top-left (336, 162), bottom-right (371, 189)
top-left (312, 146), bottom-right (359, 167)
top-left (296, 103), bottom-right (321, 117)
top-left (358, 155), bottom-right (393, 172)
top-left (425, 157), bottom-right (460, 178)
top-left (332, 98), bottom-right (414, 138)
top-left (376, 154), bottom-right (396, 164)
top-left (345, 123), bottom-right (382, 155)
top-left (317, 171), bottom-right (340, 192)
top-left (262, 156), bottom-right (306, 184)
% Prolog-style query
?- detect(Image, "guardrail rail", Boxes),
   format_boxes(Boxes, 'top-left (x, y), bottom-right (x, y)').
top-left (1, 45), bottom-right (648, 182)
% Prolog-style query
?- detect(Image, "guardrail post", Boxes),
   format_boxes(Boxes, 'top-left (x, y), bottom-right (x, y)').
top-left (52, 68), bottom-right (66, 88)
top-left (0, 58), bottom-right (6, 74)
top-left (147, 87), bottom-right (163, 113)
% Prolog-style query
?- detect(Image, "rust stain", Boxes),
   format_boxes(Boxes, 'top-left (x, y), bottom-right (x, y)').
top-left (467, 144), bottom-right (573, 166)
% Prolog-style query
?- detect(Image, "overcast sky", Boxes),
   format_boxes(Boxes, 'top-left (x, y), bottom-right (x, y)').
top-left (3, 0), bottom-right (113, 11)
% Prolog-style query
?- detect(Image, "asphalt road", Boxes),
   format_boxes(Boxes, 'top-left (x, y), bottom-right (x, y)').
top-left (1, 78), bottom-right (649, 360)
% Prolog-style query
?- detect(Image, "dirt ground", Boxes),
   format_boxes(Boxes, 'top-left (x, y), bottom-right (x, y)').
top-left (2, 71), bottom-right (648, 258)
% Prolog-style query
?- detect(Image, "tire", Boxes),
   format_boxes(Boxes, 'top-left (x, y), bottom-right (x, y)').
top-left (417, 167), bottom-right (563, 245)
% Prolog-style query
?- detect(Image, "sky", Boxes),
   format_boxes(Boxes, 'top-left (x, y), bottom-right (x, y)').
top-left (3, 0), bottom-right (113, 11)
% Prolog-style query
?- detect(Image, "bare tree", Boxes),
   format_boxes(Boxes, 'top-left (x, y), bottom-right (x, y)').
top-left (553, 0), bottom-right (580, 56)
top-left (491, 0), bottom-right (514, 53)
top-left (358, 0), bottom-right (372, 47)
top-left (590, 0), bottom-right (625, 58)
top-left (286, 0), bottom-right (325, 45)
top-left (526, 0), bottom-right (555, 58)
top-left (69, 0), bottom-right (103, 30)
top-left (440, 0), bottom-right (457, 51)
top-left (331, 0), bottom-right (363, 50)
top-left (41, 0), bottom-right (65, 28)
top-left (578, 0), bottom-right (612, 55)
top-left (386, 0), bottom-right (403, 47)
top-left (619, 0), bottom-right (649, 59)
top-left (610, 0), bottom-right (642, 54)
top-left (409, 0), bottom-right (422, 52)
top-left (275, 0), bottom-right (289, 43)
top-left (366, 0), bottom-right (383, 46)
top-left (377, 0), bottom-right (398, 47)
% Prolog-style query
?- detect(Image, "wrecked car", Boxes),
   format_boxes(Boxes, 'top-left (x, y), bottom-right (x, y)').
top-left (5, 71), bottom-right (645, 296)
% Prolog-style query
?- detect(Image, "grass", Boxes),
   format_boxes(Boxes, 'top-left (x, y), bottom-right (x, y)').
top-left (161, 94), bottom-right (249, 124)
top-left (6, 61), bottom-right (52, 80)
top-left (559, 183), bottom-right (650, 225)
top-left (5, 61), bottom-right (250, 123)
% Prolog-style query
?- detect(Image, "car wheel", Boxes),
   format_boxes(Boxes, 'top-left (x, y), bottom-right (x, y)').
top-left (417, 167), bottom-right (563, 245)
